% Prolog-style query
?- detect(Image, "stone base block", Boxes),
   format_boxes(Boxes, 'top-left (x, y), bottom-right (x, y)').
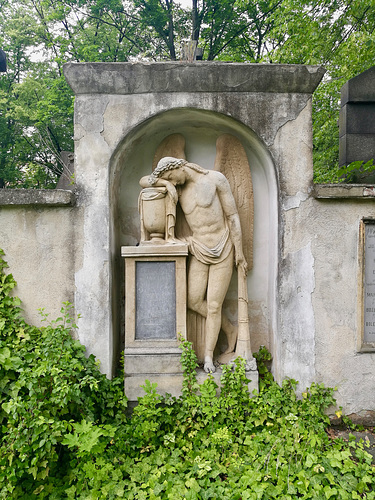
top-left (124, 367), bottom-right (259, 401)
top-left (124, 348), bottom-right (184, 374)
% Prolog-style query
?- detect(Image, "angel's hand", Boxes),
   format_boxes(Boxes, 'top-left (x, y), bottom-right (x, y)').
top-left (235, 252), bottom-right (248, 276)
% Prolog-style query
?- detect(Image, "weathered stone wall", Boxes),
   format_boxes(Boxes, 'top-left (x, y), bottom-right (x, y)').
top-left (312, 186), bottom-right (375, 415)
top-left (1, 63), bottom-right (375, 417)
top-left (0, 190), bottom-right (76, 326)
top-left (278, 183), bottom-right (375, 413)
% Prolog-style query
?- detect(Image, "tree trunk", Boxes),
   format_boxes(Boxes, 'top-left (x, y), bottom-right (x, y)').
top-left (192, 0), bottom-right (199, 41)
top-left (165, 0), bottom-right (176, 60)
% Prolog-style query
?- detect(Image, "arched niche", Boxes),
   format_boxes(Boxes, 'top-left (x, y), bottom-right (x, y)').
top-left (109, 108), bottom-right (278, 359)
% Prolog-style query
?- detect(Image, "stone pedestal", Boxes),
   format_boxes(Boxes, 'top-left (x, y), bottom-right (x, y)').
top-left (122, 242), bottom-right (259, 400)
top-left (121, 243), bottom-right (189, 400)
top-left (125, 366), bottom-right (259, 400)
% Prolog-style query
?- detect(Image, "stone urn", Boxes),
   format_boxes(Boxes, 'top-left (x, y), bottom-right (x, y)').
top-left (139, 187), bottom-right (167, 242)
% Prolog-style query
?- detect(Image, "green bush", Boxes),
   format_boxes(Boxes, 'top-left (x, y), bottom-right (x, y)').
top-left (1, 250), bottom-right (374, 499)
top-left (0, 250), bottom-right (127, 498)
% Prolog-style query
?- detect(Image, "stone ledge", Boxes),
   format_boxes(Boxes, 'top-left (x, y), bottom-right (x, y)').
top-left (125, 368), bottom-right (259, 401)
top-left (313, 184), bottom-right (375, 199)
top-left (64, 62), bottom-right (325, 96)
top-left (0, 189), bottom-right (75, 207)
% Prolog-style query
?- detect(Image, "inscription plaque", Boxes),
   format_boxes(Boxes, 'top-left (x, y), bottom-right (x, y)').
top-left (135, 261), bottom-right (176, 340)
top-left (364, 223), bottom-right (375, 343)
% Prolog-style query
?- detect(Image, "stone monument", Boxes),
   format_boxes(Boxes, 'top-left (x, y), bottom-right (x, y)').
top-left (62, 61), bottom-right (326, 400)
top-left (339, 66), bottom-right (375, 182)
top-left (122, 133), bottom-right (258, 398)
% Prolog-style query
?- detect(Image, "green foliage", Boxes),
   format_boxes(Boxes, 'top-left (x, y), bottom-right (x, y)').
top-left (0, 0), bottom-right (143, 188)
top-left (179, 333), bottom-right (199, 397)
top-left (0, 250), bottom-right (127, 497)
top-left (338, 159), bottom-right (375, 183)
top-left (1, 0), bottom-right (375, 185)
top-left (266, 0), bottom-right (375, 183)
top-left (253, 344), bottom-right (274, 390)
top-left (1, 250), bottom-right (375, 498)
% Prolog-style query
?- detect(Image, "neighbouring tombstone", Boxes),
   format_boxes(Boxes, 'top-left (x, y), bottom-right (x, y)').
top-left (181, 40), bottom-right (198, 62)
top-left (0, 49), bottom-right (6, 72)
top-left (195, 47), bottom-right (203, 60)
top-left (56, 151), bottom-right (74, 189)
top-left (339, 66), bottom-right (375, 182)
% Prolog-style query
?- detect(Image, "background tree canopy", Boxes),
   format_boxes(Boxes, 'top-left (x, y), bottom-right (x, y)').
top-left (0, 0), bottom-right (374, 187)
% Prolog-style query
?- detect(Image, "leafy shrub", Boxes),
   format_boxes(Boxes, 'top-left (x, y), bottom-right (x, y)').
top-left (0, 250), bottom-right (127, 497)
top-left (338, 159), bottom-right (375, 183)
top-left (1, 250), bottom-right (374, 499)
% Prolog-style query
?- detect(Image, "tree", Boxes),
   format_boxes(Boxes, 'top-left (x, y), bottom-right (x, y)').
top-left (0, 0), bottom-right (147, 187)
top-left (0, 0), bottom-right (374, 187)
top-left (266, 0), bottom-right (375, 182)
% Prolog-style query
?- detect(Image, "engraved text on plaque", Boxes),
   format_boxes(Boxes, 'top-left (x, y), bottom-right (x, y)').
top-left (364, 223), bottom-right (375, 343)
top-left (135, 261), bottom-right (176, 340)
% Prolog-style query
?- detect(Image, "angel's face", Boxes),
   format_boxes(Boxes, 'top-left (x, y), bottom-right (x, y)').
top-left (162, 167), bottom-right (186, 186)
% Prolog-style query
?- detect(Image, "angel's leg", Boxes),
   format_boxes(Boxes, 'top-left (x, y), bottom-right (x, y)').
top-left (188, 254), bottom-right (236, 362)
top-left (188, 252), bottom-right (234, 372)
top-left (187, 256), bottom-right (209, 317)
top-left (220, 314), bottom-right (237, 354)
top-left (203, 252), bottom-right (233, 372)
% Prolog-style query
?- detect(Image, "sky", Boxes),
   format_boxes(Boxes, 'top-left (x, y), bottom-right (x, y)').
top-left (178, 0), bottom-right (192, 7)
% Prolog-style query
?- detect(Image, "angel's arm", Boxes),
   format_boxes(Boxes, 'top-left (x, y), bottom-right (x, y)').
top-left (139, 175), bottom-right (150, 188)
top-left (139, 175), bottom-right (178, 204)
top-left (215, 173), bottom-right (248, 275)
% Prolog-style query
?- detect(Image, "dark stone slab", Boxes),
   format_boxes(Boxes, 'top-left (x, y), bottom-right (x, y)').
top-left (339, 134), bottom-right (375, 166)
top-left (135, 261), bottom-right (176, 340)
top-left (64, 62), bottom-right (325, 96)
top-left (341, 66), bottom-right (375, 106)
top-left (339, 103), bottom-right (375, 136)
top-left (339, 68), bottom-right (375, 168)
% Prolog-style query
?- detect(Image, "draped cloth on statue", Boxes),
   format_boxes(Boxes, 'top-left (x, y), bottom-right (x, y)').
top-left (188, 228), bottom-right (232, 265)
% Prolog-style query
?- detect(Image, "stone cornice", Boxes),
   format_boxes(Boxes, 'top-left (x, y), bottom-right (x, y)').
top-left (64, 62), bottom-right (325, 96)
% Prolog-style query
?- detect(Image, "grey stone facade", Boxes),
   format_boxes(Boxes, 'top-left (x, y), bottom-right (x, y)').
top-left (1, 63), bottom-right (375, 416)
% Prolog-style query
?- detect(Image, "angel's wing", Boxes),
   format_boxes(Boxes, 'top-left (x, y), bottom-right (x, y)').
top-left (214, 134), bottom-right (254, 270)
top-left (152, 133), bottom-right (186, 170)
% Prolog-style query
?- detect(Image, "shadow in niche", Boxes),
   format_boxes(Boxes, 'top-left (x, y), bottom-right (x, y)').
top-left (109, 108), bottom-right (278, 371)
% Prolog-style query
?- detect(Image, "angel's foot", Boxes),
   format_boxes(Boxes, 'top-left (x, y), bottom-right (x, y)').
top-left (204, 356), bottom-right (216, 373)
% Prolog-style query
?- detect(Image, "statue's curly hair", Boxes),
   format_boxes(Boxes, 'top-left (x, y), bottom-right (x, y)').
top-left (148, 157), bottom-right (207, 185)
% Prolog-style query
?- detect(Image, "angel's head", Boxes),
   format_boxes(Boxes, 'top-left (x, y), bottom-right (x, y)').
top-left (149, 157), bottom-right (207, 186)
